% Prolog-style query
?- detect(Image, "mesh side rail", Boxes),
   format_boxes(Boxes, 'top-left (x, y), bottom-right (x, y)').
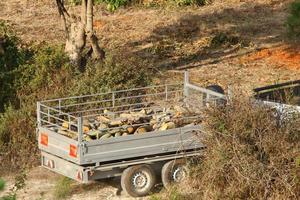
top-left (63, 85), bottom-right (183, 115)
top-left (48, 84), bottom-right (184, 117)
top-left (66, 90), bottom-right (184, 118)
top-left (185, 84), bottom-right (226, 112)
top-left (39, 104), bottom-right (79, 133)
top-left (38, 83), bottom-right (185, 142)
top-left (40, 83), bottom-right (183, 110)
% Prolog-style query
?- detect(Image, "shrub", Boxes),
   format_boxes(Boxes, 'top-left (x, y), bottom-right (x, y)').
top-left (192, 97), bottom-right (300, 199)
top-left (0, 21), bottom-right (31, 112)
top-left (70, 54), bottom-right (152, 95)
top-left (287, 1), bottom-right (300, 39)
top-left (0, 106), bottom-right (37, 172)
top-left (15, 44), bottom-right (72, 100)
top-left (0, 194), bottom-right (16, 200)
top-left (0, 20), bottom-right (153, 173)
top-left (68, 0), bottom-right (81, 5)
top-left (54, 177), bottom-right (73, 199)
top-left (210, 32), bottom-right (249, 48)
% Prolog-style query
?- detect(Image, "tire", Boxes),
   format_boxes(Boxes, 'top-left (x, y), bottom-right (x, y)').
top-left (205, 85), bottom-right (226, 107)
top-left (121, 165), bottom-right (156, 197)
top-left (161, 159), bottom-right (188, 189)
top-left (206, 85), bottom-right (225, 94)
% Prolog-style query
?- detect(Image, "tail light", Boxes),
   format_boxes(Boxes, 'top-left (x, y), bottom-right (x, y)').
top-left (69, 144), bottom-right (77, 158)
top-left (41, 133), bottom-right (48, 146)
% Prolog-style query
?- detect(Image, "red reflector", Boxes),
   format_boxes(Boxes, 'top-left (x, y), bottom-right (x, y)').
top-left (69, 144), bottom-right (77, 158)
top-left (77, 171), bottom-right (83, 180)
top-left (41, 133), bottom-right (48, 146)
top-left (47, 160), bottom-right (55, 169)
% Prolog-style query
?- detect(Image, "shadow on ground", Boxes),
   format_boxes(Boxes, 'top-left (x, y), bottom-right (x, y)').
top-left (125, 1), bottom-right (288, 71)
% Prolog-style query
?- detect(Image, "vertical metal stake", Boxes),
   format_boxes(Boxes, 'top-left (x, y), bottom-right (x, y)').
top-left (112, 92), bottom-right (115, 108)
top-left (184, 71), bottom-right (189, 97)
top-left (37, 102), bottom-right (41, 127)
top-left (165, 85), bottom-right (168, 101)
top-left (68, 115), bottom-right (71, 131)
top-left (78, 116), bottom-right (83, 143)
top-left (47, 108), bottom-right (50, 123)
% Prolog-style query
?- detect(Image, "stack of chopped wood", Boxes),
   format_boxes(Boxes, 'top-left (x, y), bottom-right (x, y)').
top-left (54, 105), bottom-right (199, 141)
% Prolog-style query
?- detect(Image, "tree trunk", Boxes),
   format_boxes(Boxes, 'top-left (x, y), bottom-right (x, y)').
top-left (86, 0), bottom-right (105, 60)
top-left (56, 0), bottom-right (105, 66)
top-left (64, 19), bottom-right (86, 66)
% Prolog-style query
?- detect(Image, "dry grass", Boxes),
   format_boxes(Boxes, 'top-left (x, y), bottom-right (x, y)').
top-left (1, 0), bottom-right (300, 94)
top-left (188, 96), bottom-right (300, 200)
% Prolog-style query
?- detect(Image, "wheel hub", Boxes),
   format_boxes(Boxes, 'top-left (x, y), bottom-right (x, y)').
top-left (132, 172), bottom-right (148, 189)
top-left (172, 166), bottom-right (186, 182)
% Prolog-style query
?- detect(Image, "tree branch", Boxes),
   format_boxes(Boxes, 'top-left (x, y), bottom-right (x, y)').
top-left (81, 0), bottom-right (87, 25)
top-left (86, 0), bottom-right (93, 34)
top-left (56, 0), bottom-right (70, 17)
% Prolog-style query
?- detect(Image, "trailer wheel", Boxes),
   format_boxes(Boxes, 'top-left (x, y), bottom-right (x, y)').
top-left (161, 159), bottom-right (188, 189)
top-left (206, 85), bottom-right (225, 95)
top-left (121, 165), bottom-right (156, 197)
top-left (205, 85), bottom-right (226, 107)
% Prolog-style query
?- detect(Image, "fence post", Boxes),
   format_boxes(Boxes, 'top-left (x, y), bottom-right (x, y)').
top-left (112, 92), bottom-right (115, 108)
top-left (58, 99), bottom-right (62, 114)
top-left (78, 116), bottom-right (83, 143)
top-left (165, 85), bottom-right (168, 101)
top-left (184, 71), bottom-right (189, 97)
top-left (68, 115), bottom-right (71, 131)
top-left (37, 102), bottom-right (41, 127)
top-left (47, 107), bottom-right (50, 123)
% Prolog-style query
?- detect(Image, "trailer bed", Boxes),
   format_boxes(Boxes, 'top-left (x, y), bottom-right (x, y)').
top-left (254, 79), bottom-right (300, 116)
top-left (37, 72), bottom-right (225, 166)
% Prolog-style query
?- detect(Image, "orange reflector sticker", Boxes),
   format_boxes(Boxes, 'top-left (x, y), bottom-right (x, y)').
top-left (41, 133), bottom-right (48, 146)
top-left (69, 144), bottom-right (77, 158)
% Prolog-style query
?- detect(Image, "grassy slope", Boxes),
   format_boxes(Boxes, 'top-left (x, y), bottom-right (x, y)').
top-left (1, 0), bottom-right (300, 93)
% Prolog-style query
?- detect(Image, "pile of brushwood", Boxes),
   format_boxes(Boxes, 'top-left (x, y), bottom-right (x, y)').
top-left (188, 97), bottom-right (300, 199)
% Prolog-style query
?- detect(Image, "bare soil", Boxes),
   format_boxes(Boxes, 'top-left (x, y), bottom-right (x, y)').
top-left (1, 0), bottom-right (300, 199)
top-left (0, 167), bottom-right (142, 200)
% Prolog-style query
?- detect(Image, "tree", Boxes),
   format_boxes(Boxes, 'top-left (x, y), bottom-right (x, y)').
top-left (56, 0), bottom-right (105, 66)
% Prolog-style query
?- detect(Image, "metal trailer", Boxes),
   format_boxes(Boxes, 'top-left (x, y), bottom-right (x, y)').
top-left (254, 79), bottom-right (300, 116)
top-left (37, 71), bottom-right (226, 197)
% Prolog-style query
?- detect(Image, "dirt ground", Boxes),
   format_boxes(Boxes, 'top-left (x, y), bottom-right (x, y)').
top-left (0, 167), bottom-right (145, 200)
top-left (1, 0), bottom-right (300, 199)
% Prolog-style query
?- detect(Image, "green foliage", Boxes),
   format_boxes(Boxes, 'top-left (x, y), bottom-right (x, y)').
top-left (0, 21), bottom-right (152, 173)
top-left (211, 32), bottom-right (239, 47)
top-left (287, 1), bottom-right (300, 38)
top-left (0, 172), bottom-right (26, 200)
top-left (68, 0), bottom-right (209, 11)
top-left (70, 54), bottom-right (151, 95)
top-left (0, 21), bottom-right (29, 70)
top-left (0, 194), bottom-right (16, 200)
top-left (0, 21), bottom-right (32, 112)
top-left (13, 171), bottom-right (27, 191)
top-left (54, 177), bottom-right (73, 199)
top-left (0, 178), bottom-right (5, 191)
top-left (68, 0), bottom-right (81, 5)
top-left (68, 0), bottom-right (127, 11)
top-left (210, 32), bottom-right (249, 48)
top-left (15, 44), bottom-right (72, 97)
top-left (0, 106), bottom-right (37, 171)
top-left (100, 0), bottom-right (128, 11)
